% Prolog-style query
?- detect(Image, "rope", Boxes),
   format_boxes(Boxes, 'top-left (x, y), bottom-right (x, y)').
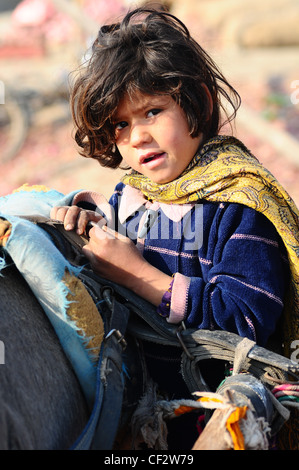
top-left (130, 385), bottom-right (272, 450)
top-left (272, 383), bottom-right (299, 405)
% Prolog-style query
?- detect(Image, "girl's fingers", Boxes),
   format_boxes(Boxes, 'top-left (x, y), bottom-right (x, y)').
top-left (50, 206), bottom-right (70, 221)
top-left (51, 205), bottom-right (104, 234)
top-left (88, 223), bottom-right (115, 240)
top-left (75, 211), bottom-right (104, 235)
top-left (62, 206), bottom-right (82, 231)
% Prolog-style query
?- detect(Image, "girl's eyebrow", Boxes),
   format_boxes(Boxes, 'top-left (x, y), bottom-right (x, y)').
top-left (114, 96), bottom-right (170, 121)
top-left (112, 102), bottom-right (148, 122)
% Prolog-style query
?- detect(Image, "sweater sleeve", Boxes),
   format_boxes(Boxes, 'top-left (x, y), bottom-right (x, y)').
top-left (168, 203), bottom-right (290, 346)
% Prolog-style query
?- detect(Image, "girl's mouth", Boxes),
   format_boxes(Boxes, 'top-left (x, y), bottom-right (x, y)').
top-left (141, 152), bottom-right (165, 164)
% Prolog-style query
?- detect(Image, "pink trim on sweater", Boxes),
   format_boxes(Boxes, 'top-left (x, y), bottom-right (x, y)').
top-left (72, 190), bottom-right (114, 226)
top-left (167, 272), bottom-right (191, 324)
top-left (230, 233), bottom-right (279, 248)
top-left (72, 190), bottom-right (107, 207)
top-left (119, 185), bottom-right (194, 224)
top-left (145, 244), bottom-right (198, 259)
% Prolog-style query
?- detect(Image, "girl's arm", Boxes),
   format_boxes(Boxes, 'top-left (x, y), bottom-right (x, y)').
top-left (51, 197), bottom-right (172, 306)
top-left (168, 204), bottom-right (290, 346)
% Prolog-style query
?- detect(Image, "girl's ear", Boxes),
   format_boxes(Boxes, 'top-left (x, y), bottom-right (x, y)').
top-left (201, 83), bottom-right (214, 119)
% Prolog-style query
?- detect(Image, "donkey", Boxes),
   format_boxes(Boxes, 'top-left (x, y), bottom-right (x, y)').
top-left (0, 263), bottom-right (89, 449)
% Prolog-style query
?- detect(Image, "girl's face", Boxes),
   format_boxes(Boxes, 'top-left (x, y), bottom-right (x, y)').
top-left (113, 92), bottom-right (203, 184)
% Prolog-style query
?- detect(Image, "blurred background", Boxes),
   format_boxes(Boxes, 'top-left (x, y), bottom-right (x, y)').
top-left (0, 0), bottom-right (298, 204)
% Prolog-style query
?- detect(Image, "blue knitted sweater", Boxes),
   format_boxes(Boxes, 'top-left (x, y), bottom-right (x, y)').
top-left (108, 182), bottom-right (289, 348)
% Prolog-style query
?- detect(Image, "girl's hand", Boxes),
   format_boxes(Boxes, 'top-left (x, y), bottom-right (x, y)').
top-left (50, 205), bottom-right (104, 235)
top-left (82, 225), bottom-right (172, 306)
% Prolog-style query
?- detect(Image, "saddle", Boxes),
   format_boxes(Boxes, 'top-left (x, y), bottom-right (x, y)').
top-left (1, 212), bottom-right (299, 449)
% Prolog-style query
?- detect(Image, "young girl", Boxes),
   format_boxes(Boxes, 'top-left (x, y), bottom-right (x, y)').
top-left (51, 7), bottom-right (299, 447)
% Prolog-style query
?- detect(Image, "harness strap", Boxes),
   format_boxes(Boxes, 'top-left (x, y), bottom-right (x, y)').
top-left (91, 303), bottom-right (129, 450)
top-left (71, 294), bottom-right (130, 450)
top-left (232, 337), bottom-right (256, 376)
top-left (124, 311), bottom-right (299, 387)
top-left (18, 215), bottom-right (88, 266)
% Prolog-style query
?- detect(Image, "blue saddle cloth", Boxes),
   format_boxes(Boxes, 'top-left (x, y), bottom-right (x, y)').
top-left (0, 186), bottom-right (99, 408)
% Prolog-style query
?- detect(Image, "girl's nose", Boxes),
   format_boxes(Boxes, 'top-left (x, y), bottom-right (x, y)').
top-left (130, 123), bottom-right (152, 147)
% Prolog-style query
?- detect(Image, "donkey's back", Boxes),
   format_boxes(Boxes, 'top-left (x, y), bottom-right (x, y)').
top-left (0, 264), bottom-right (89, 449)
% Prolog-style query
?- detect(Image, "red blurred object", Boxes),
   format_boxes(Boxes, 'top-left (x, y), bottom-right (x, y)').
top-left (12, 0), bottom-right (56, 27)
top-left (0, 0), bottom-right (74, 57)
top-left (0, 0), bottom-right (127, 58)
top-left (0, 44), bottom-right (44, 58)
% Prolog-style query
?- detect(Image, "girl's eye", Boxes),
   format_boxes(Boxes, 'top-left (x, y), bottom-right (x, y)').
top-left (114, 121), bottom-right (128, 131)
top-left (147, 108), bottom-right (161, 118)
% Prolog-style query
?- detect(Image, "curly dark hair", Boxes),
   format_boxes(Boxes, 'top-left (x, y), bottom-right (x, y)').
top-left (71, 7), bottom-right (241, 168)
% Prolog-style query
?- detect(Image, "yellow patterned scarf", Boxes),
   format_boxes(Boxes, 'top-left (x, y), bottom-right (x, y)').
top-left (122, 135), bottom-right (299, 357)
